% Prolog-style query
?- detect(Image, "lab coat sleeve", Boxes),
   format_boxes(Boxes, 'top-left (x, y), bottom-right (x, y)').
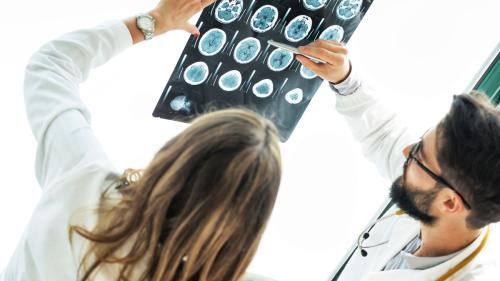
top-left (24, 21), bottom-right (133, 189)
top-left (331, 67), bottom-right (415, 182)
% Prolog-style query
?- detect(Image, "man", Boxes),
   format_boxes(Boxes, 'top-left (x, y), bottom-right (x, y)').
top-left (296, 40), bottom-right (500, 280)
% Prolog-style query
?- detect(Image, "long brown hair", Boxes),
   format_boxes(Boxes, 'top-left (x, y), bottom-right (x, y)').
top-left (71, 109), bottom-right (282, 281)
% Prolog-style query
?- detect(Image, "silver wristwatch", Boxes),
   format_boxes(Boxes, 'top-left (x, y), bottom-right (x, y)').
top-left (136, 13), bottom-right (156, 40)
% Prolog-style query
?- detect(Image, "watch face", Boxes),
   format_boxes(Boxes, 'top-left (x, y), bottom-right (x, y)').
top-left (138, 17), bottom-right (154, 32)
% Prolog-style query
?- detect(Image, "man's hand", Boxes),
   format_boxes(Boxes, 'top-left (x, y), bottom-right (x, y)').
top-left (296, 40), bottom-right (351, 84)
top-left (151, 0), bottom-right (216, 36)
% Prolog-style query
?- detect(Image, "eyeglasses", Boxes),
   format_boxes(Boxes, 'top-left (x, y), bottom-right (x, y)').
top-left (403, 141), bottom-right (472, 209)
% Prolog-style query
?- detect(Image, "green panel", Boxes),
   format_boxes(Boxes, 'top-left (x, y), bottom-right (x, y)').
top-left (474, 52), bottom-right (500, 106)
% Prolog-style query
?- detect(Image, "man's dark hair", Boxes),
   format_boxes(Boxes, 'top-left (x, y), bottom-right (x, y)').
top-left (437, 91), bottom-right (500, 229)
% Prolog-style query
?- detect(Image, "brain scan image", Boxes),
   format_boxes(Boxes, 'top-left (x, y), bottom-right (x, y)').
top-left (303, 0), bottom-right (327, 11)
top-left (184, 62), bottom-right (209, 85)
top-left (215, 0), bottom-right (244, 24)
top-left (285, 88), bottom-right (304, 104)
top-left (250, 5), bottom-right (279, 33)
top-left (170, 95), bottom-right (192, 113)
top-left (234, 37), bottom-right (261, 64)
top-left (285, 15), bottom-right (312, 42)
top-left (319, 25), bottom-right (344, 42)
top-left (198, 28), bottom-right (227, 56)
top-left (267, 48), bottom-right (294, 72)
top-left (300, 65), bottom-right (317, 79)
top-left (337, 0), bottom-right (362, 20)
top-left (252, 79), bottom-right (274, 98)
top-left (218, 70), bottom-right (242, 91)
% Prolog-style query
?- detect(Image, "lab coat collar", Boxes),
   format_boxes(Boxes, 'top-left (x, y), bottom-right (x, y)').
top-left (362, 225), bottom-right (489, 281)
top-left (372, 215), bottom-right (420, 271)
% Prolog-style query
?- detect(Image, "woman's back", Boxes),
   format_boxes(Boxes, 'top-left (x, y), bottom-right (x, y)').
top-left (71, 109), bottom-right (281, 281)
top-left (2, 10), bottom-right (281, 280)
top-left (2, 106), bottom-right (281, 281)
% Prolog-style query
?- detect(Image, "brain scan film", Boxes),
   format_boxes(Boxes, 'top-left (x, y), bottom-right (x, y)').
top-left (319, 25), bottom-right (344, 42)
top-left (215, 0), bottom-right (244, 24)
top-left (154, 0), bottom-right (374, 142)
top-left (170, 95), bottom-right (192, 113)
top-left (337, 0), bottom-right (362, 21)
top-left (267, 48), bottom-right (294, 71)
top-left (184, 62), bottom-right (209, 85)
top-left (285, 88), bottom-right (304, 104)
top-left (252, 79), bottom-right (274, 98)
top-left (300, 65), bottom-right (317, 79)
top-left (198, 28), bottom-right (227, 56)
top-left (251, 5), bottom-right (279, 33)
top-left (303, 0), bottom-right (327, 11)
top-left (218, 70), bottom-right (242, 91)
top-left (285, 15), bottom-right (312, 42)
top-left (234, 37), bottom-right (261, 64)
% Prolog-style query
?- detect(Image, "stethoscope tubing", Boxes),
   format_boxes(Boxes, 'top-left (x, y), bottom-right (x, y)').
top-left (356, 210), bottom-right (491, 281)
top-left (357, 210), bottom-right (406, 256)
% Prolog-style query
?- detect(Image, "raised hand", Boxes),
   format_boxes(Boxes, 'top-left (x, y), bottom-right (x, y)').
top-left (151, 0), bottom-right (216, 36)
top-left (296, 40), bottom-right (351, 84)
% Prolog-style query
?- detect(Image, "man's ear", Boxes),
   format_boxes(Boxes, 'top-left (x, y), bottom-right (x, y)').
top-left (438, 189), bottom-right (464, 214)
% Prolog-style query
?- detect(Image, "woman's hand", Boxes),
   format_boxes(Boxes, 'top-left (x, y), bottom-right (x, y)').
top-left (150, 0), bottom-right (216, 36)
top-left (296, 40), bottom-right (351, 84)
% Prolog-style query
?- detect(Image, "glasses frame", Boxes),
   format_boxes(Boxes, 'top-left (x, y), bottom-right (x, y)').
top-left (403, 141), bottom-right (472, 209)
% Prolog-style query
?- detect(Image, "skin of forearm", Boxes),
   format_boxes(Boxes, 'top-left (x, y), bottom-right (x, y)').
top-left (124, 17), bottom-right (145, 45)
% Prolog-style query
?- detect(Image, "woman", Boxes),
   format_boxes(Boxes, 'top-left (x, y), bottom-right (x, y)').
top-left (1, 0), bottom-right (282, 280)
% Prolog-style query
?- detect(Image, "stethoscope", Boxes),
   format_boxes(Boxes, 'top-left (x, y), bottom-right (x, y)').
top-left (356, 209), bottom-right (406, 257)
top-left (355, 209), bottom-right (491, 281)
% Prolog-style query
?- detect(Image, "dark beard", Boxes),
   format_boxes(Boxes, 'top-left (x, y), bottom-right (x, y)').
top-left (389, 176), bottom-right (438, 226)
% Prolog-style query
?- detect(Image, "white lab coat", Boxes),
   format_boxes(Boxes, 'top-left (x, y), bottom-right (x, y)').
top-left (0, 21), bottom-right (133, 281)
top-left (0, 20), bottom-right (278, 281)
top-left (334, 210), bottom-right (499, 281)
top-left (332, 72), bottom-right (500, 280)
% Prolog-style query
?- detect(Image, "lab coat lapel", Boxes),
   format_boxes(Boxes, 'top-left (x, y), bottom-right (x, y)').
top-left (371, 215), bottom-right (420, 271)
top-left (362, 227), bottom-right (490, 281)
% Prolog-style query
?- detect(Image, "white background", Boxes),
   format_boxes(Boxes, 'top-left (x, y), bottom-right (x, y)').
top-left (0, 0), bottom-right (498, 280)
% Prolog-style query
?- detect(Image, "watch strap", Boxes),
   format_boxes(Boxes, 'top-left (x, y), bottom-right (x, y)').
top-left (136, 13), bottom-right (155, 41)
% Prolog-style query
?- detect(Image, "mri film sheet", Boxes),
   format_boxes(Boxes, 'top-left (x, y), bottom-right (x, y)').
top-left (153, 0), bottom-right (373, 141)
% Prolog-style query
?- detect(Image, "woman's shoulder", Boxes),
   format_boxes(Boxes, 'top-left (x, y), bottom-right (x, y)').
top-left (4, 161), bottom-right (123, 281)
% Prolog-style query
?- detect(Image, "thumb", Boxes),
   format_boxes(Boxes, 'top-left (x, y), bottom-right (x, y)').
top-left (182, 23), bottom-right (200, 36)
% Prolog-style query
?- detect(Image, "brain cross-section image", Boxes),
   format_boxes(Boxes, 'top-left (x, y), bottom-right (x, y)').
top-left (251, 5), bottom-right (279, 33)
top-left (170, 95), bottom-right (192, 113)
top-left (285, 88), bottom-right (304, 104)
top-left (215, 0), bottom-right (244, 24)
top-left (320, 25), bottom-right (344, 42)
top-left (234, 37), bottom-right (261, 64)
top-left (337, 0), bottom-right (363, 20)
top-left (183, 62), bottom-right (209, 85)
top-left (267, 48), bottom-right (294, 71)
top-left (198, 28), bottom-right (227, 56)
top-left (303, 0), bottom-right (327, 10)
top-left (218, 70), bottom-right (242, 91)
top-left (252, 79), bottom-right (274, 98)
top-left (285, 15), bottom-right (312, 42)
top-left (300, 65), bottom-right (317, 79)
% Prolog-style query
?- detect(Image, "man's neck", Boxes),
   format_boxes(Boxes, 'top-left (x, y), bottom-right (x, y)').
top-left (415, 221), bottom-right (482, 257)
